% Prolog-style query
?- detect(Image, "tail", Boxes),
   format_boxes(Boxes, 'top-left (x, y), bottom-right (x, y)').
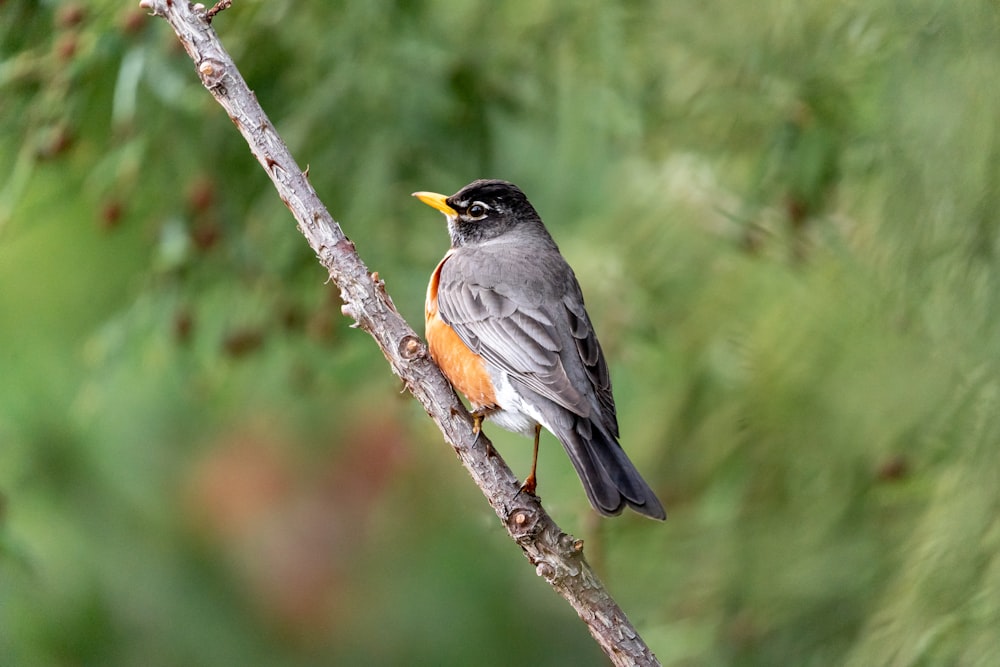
top-left (555, 416), bottom-right (666, 520)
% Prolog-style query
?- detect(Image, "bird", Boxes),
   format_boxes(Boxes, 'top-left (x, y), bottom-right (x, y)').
top-left (412, 179), bottom-right (665, 520)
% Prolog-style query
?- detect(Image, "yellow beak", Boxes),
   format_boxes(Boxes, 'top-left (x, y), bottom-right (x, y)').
top-left (412, 191), bottom-right (457, 217)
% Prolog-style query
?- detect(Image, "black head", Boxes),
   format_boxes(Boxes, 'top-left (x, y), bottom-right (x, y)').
top-left (413, 179), bottom-right (550, 247)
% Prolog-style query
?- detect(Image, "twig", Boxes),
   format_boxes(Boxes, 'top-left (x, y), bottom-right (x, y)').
top-left (138, 2), bottom-right (661, 665)
top-left (204, 0), bottom-right (232, 25)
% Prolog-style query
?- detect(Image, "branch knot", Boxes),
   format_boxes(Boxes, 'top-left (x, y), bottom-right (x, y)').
top-left (506, 505), bottom-right (543, 544)
top-left (398, 335), bottom-right (424, 360)
top-left (197, 58), bottom-right (226, 88)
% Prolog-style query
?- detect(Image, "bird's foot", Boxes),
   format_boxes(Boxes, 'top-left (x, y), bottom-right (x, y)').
top-left (470, 407), bottom-right (498, 456)
top-left (519, 473), bottom-right (537, 497)
top-left (470, 406), bottom-right (500, 436)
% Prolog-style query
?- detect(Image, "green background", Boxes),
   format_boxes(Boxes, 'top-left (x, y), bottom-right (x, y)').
top-left (3, 1), bottom-right (1000, 665)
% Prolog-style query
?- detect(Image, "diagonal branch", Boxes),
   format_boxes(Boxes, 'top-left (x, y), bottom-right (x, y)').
top-left (139, 2), bottom-right (660, 665)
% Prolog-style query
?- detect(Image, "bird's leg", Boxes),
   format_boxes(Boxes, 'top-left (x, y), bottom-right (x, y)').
top-left (470, 406), bottom-right (498, 434)
top-left (519, 424), bottom-right (541, 496)
top-left (470, 406), bottom-right (498, 456)
top-left (471, 410), bottom-right (485, 435)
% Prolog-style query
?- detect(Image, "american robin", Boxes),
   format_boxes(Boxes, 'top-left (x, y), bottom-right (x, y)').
top-left (413, 179), bottom-right (665, 519)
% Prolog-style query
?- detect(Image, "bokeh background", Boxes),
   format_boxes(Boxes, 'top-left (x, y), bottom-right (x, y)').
top-left (3, 1), bottom-right (1000, 665)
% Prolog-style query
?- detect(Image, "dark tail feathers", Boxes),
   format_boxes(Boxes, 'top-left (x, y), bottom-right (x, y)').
top-left (556, 416), bottom-right (665, 520)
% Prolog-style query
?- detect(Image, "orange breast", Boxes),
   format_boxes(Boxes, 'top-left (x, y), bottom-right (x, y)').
top-left (426, 254), bottom-right (498, 410)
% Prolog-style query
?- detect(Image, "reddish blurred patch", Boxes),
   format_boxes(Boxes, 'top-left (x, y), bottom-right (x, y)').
top-left (55, 4), bottom-right (86, 29)
top-left (186, 177), bottom-right (216, 214)
top-left (99, 200), bottom-right (124, 231)
top-left (173, 308), bottom-right (194, 344)
top-left (183, 414), bottom-right (410, 639)
top-left (36, 125), bottom-right (74, 160)
top-left (55, 34), bottom-right (78, 61)
top-left (876, 454), bottom-right (909, 483)
top-left (222, 328), bottom-right (265, 358)
top-left (120, 9), bottom-right (148, 37)
top-left (191, 220), bottom-right (221, 251)
top-left (186, 435), bottom-right (293, 542)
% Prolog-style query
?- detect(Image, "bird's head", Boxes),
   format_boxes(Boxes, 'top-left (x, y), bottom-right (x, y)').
top-left (413, 179), bottom-right (546, 247)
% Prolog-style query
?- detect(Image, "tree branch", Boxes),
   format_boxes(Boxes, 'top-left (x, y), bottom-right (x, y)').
top-left (139, 2), bottom-right (660, 664)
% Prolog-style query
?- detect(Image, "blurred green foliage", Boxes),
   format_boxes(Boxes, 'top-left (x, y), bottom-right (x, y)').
top-left (2, 1), bottom-right (999, 665)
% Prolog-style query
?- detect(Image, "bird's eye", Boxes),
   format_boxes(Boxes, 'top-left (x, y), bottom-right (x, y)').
top-left (467, 202), bottom-right (488, 219)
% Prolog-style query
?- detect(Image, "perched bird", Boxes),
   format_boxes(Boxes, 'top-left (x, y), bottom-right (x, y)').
top-left (413, 179), bottom-right (665, 519)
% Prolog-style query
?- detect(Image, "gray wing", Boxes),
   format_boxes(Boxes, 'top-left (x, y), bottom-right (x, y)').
top-left (435, 249), bottom-right (618, 437)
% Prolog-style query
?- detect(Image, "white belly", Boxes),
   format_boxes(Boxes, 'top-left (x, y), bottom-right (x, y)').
top-left (485, 369), bottom-right (549, 438)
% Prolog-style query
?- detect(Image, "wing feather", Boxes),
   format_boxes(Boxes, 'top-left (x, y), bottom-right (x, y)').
top-left (435, 252), bottom-right (615, 430)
